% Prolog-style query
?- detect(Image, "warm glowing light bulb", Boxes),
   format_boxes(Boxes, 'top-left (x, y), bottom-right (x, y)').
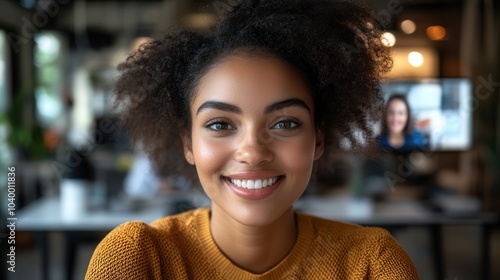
top-left (400, 20), bottom-right (416, 34)
top-left (381, 32), bottom-right (396, 47)
top-left (426, 25), bottom-right (446, 41)
top-left (408, 51), bottom-right (424, 67)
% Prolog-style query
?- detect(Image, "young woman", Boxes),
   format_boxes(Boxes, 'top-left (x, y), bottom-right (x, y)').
top-left (376, 94), bottom-right (429, 152)
top-left (86, 0), bottom-right (419, 279)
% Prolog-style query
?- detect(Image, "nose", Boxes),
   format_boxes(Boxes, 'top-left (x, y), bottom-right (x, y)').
top-left (234, 127), bottom-right (274, 166)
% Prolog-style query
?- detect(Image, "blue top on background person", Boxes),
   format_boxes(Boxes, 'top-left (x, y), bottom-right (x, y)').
top-left (376, 94), bottom-right (429, 152)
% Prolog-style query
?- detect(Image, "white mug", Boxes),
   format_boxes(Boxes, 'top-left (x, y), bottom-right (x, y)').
top-left (61, 179), bottom-right (90, 220)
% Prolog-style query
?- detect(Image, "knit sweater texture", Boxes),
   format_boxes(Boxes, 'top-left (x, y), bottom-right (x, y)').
top-left (85, 208), bottom-right (419, 279)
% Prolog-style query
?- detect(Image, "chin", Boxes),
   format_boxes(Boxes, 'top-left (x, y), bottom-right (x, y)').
top-left (225, 203), bottom-right (292, 227)
top-left (389, 127), bottom-right (403, 134)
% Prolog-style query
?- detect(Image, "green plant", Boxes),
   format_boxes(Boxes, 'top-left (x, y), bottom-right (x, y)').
top-left (0, 86), bottom-right (48, 162)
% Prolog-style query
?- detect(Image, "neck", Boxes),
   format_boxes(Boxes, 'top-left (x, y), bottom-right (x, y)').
top-left (210, 205), bottom-right (297, 274)
top-left (388, 132), bottom-right (405, 148)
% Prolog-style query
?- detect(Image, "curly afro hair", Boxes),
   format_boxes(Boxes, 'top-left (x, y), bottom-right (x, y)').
top-left (114, 0), bottom-right (392, 177)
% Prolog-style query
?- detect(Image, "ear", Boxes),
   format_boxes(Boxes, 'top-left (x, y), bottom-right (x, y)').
top-left (314, 129), bottom-right (325, 160)
top-left (181, 132), bottom-right (195, 165)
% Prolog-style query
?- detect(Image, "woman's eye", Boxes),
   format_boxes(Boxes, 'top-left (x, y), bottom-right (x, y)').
top-left (205, 121), bottom-right (235, 131)
top-left (272, 120), bottom-right (300, 130)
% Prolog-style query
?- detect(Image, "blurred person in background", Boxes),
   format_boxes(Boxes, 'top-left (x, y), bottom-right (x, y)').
top-left (377, 94), bottom-right (429, 152)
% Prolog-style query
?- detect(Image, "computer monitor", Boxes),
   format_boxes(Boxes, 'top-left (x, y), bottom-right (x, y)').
top-left (379, 78), bottom-right (473, 151)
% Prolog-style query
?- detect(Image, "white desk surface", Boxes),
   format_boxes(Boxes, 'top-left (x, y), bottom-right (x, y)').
top-left (17, 196), bottom-right (169, 231)
top-left (296, 195), bottom-right (433, 225)
top-left (17, 193), bottom-right (497, 231)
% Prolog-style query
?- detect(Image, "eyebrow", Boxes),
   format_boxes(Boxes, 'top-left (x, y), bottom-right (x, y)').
top-left (196, 98), bottom-right (310, 115)
top-left (264, 98), bottom-right (310, 114)
top-left (196, 101), bottom-right (241, 115)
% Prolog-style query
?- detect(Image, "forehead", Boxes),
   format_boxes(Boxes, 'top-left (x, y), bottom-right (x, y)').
top-left (388, 99), bottom-right (407, 109)
top-left (191, 55), bottom-right (313, 109)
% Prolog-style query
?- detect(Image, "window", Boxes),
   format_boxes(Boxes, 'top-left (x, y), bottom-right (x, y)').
top-left (34, 32), bottom-right (64, 127)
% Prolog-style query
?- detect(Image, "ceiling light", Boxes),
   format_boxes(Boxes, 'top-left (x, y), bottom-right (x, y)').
top-left (400, 20), bottom-right (416, 34)
top-left (381, 32), bottom-right (396, 47)
top-left (426, 25), bottom-right (447, 41)
top-left (408, 51), bottom-right (424, 67)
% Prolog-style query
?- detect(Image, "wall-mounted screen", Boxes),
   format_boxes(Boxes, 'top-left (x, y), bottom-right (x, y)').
top-left (378, 78), bottom-right (472, 151)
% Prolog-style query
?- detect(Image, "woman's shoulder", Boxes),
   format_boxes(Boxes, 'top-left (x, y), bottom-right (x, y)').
top-left (409, 130), bottom-right (425, 139)
top-left (85, 220), bottom-right (158, 279)
top-left (375, 133), bottom-right (392, 150)
top-left (375, 133), bottom-right (388, 142)
top-left (100, 207), bottom-right (205, 240)
top-left (85, 208), bottom-right (208, 279)
top-left (405, 130), bottom-right (428, 148)
top-left (296, 213), bottom-right (419, 279)
top-left (296, 212), bottom-right (407, 260)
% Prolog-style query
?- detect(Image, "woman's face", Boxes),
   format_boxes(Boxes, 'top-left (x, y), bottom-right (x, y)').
top-left (184, 55), bottom-right (324, 226)
top-left (386, 99), bottom-right (408, 134)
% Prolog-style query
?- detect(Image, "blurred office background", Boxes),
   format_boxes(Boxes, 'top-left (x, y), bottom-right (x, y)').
top-left (0, 0), bottom-right (499, 279)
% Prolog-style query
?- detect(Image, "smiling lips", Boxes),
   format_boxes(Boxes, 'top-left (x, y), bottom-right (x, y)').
top-left (223, 174), bottom-right (283, 200)
top-left (228, 177), bottom-right (280, 189)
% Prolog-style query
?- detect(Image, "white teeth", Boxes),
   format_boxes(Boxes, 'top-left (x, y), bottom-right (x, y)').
top-left (247, 180), bottom-right (255, 189)
top-left (229, 177), bottom-right (280, 189)
top-left (254, 180), bottom-right (262, 189)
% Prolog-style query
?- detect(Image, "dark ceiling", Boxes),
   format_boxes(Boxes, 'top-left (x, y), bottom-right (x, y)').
top-left (4, 0), bottom-right (469, 51)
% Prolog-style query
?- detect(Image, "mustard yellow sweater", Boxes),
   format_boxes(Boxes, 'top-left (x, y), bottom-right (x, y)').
top-left (86, 208), bottom-right (419, 279)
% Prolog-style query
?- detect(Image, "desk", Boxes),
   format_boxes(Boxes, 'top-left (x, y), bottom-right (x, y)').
top-left (18, 194), bottom-right (498, 280)
top-left (298, 194), bottom-right (498, 226)
top-left (17, 194), bottom-right (188, 280)
top-left (18, 196), bottom-right (169, 231)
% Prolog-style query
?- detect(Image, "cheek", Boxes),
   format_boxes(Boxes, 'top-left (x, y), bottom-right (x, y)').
top-left (274, 135), bottom-right (317, 171)
top-left (191, 136), bottom-right (231, 198)
top-left (192, 137), bottom-right (228, 173)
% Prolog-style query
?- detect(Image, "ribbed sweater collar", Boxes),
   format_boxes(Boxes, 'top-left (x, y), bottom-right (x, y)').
top-left (196, 208), bottom-right (314, 280)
